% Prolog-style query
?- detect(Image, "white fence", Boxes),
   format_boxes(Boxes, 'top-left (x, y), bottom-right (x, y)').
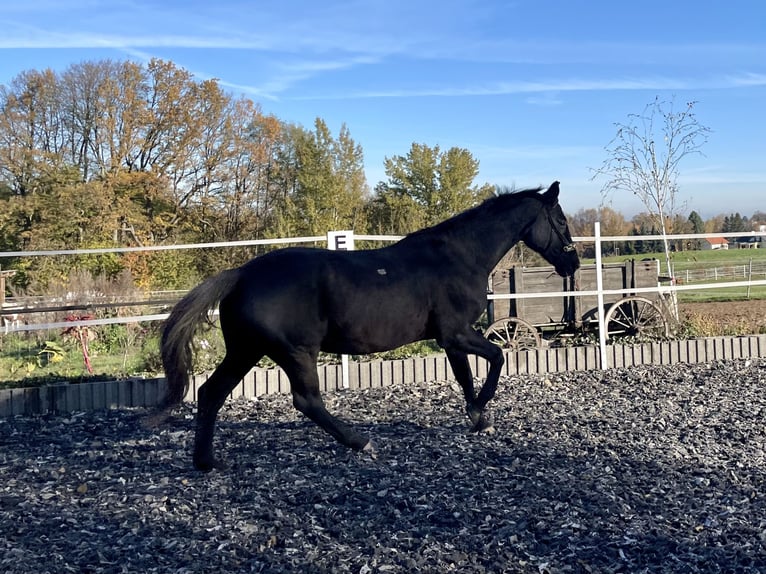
top-left (2, 227), bottom-right (766, 378)
top-left (676, 261), bottom-right (766, 283)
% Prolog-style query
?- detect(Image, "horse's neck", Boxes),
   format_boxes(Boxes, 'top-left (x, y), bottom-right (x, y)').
top-left (452, 199), bottom-right (538, 272)
top-left (397, 197), bottom-right (540, 273)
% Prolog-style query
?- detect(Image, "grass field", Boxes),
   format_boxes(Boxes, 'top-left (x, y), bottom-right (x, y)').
top-left (593, 247), bottom-right (766, 302)
top-left (675, 281), bottom-right (766, 302)
top-left (597, 245), bottom-right (766, 268)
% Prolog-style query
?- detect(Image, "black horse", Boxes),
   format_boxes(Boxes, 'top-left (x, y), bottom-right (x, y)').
top-left (159, 181), bottom-right (580, 470)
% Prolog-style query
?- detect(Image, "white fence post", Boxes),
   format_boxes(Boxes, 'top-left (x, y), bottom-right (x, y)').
top-left (594, 222), bottom-right (609, 370)
top-left (327, 231), bottom-right (355, 389)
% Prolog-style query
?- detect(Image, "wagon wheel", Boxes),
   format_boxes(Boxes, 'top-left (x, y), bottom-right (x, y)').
top-left (603, 296), bottom-right (670, 341)
top-left (484, 317), bottom-right (542, 350)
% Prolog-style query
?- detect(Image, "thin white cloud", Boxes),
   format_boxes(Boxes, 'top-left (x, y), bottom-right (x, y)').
top-left (3, 1), bottom-right (764, 63)
top-left (0, 31), bottom-right (279, 50)
top-left (729, 72), bottom-right (766, 87)
top-left (679, 166), bottom-right (766, 186)
top-left (287, 73), bottom-right (766, 101)
top-left (525, 92), bottom-right (563, 106)
top-left (3, 29), bottom-right (763, 68)
top-left (0, 1), bottom-right (419, 56)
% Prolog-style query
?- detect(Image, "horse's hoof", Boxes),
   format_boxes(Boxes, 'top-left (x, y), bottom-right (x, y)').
top-left (467, 410), bottom-right (482, 428)
top-left (362, 440), bottom-right (378, 459)
top-left (193, 457), bottom-right (225, 473)
top-left (469, 415), bottom-right (495, 435)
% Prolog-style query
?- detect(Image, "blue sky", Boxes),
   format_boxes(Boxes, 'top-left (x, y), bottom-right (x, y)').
top-left (1, 0), bottom-right (764, 219)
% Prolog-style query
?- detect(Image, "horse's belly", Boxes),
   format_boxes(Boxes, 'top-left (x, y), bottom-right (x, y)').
top-left (321, 305), bottom-right (430, 355)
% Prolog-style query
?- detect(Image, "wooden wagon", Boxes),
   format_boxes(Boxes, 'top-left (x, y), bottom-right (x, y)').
top-left (485, 259), bottom-right (675, 349)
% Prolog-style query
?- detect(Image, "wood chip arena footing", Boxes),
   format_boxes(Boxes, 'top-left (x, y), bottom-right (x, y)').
top-left (2, 359), bottom-right (765, 573)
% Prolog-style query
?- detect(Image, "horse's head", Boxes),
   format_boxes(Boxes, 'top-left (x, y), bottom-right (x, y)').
top-left (522, 181), bottom-right (580, 277)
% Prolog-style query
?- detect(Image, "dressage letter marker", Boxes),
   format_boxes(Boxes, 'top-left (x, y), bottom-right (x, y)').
top-left (327, 231), bottom-right (355, 389)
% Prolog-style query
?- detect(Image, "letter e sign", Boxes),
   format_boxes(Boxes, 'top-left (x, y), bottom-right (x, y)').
top-left (327, 230), bottom-right (355, 251)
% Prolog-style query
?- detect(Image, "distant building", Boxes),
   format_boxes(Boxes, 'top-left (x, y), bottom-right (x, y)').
top-left (727, 223), bottom-right (766, 249)
top-left (702, 237), bottom-right (729, 250)
top-left (756, 224), bottom-right (766, 249)
top-left (734, 237), bottom-right (760, 249)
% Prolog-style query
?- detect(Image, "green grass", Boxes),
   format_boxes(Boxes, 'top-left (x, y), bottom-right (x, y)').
top-left (0, 331), bottom-right (156, 389)
top-left (595, 246), bottom-right (766, 269)
top-left (675, 284), bottom-right (766, 302)
top-left (588, 248), bottom-right (766, 302)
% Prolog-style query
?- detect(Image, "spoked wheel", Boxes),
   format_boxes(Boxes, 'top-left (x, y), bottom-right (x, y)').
top-left (603, 296), bottom-right (670, 341)
top-left (484, 317), bottom-right (542, 350)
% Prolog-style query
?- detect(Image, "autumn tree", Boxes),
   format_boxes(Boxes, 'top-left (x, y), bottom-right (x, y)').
top-left (219, 102), bottom-right (284, 242)
top-left (0, 68), bottom-right (63, 197)
top-left (0, 59), bottom-right (307, 289)
top-left (568, 206), bottom-right (630, 257)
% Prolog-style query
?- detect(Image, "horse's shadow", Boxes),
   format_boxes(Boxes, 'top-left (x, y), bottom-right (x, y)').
top-left (204, 414), bottom-right (475, 470)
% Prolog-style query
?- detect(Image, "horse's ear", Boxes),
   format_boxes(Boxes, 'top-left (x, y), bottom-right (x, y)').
top-left (542, 181), bottom-right (560, 205)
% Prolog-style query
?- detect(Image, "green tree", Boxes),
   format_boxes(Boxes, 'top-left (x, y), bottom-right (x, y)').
top-left (670, 213), bottom-right (692, 251)
top-left (365, 182), bottom-right (424, 235)
top-left (370, 143), bottom-right (493, 234)
top-left (687, 210), bottom-right (705, 250)
top-left (688, 211), bottom-right (705, 233)
top-left (271, 119), bottom-right (368, 236)
top-left (630, 213), bottom-right (664, 254)
top-left (722, 213), bottom-right (748, 232)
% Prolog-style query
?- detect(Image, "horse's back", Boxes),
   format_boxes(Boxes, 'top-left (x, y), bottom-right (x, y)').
top-left (218, 246), bottom-right (434, 353)
top-left (224, 247), bottom-right (329, 317)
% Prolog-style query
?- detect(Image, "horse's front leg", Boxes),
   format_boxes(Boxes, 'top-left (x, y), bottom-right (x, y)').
top-left (445, 332), bottom-right (504, 433)
top-left (446, 350), bottom-right (484, 430)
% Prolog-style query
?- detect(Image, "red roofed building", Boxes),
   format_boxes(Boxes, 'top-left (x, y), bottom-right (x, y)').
top-left (702, 237), bottom-right (729, 250)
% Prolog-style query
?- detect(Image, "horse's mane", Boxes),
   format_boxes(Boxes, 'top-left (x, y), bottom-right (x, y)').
top-left (401, 186), bottom-right (545, 241)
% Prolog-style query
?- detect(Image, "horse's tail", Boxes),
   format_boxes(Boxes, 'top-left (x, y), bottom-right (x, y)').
top-left (158, 268), bottom-right (241, 410)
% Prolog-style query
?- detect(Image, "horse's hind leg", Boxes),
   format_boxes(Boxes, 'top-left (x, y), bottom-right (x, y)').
top-left (193, 354), bottom-right (255, 471)
top-left (279, 351), bottom-right (370, 451)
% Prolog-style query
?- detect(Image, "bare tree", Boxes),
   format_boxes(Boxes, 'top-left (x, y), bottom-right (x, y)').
top-left (592, 97), bottom-right (711, 308)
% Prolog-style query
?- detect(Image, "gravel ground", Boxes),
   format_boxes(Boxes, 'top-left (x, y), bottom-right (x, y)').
top-left (2, 359), bottom-right (766, 573)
